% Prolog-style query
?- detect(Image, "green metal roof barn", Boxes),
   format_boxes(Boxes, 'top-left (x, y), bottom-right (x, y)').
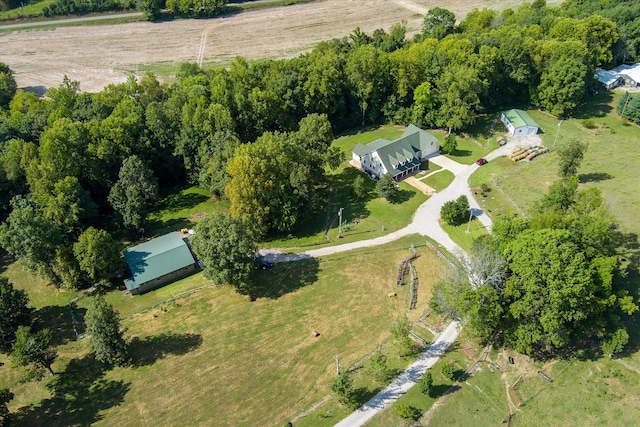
top-left (123, 232), bottom-right (197, 294)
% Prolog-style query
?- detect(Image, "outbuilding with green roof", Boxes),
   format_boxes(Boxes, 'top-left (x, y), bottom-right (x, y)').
top-left (500, 109), bottom-right (539, 136)
top-left (123, 232), bottom-right (198, 294)
top-left (351, 124), bottom-right (440, 180)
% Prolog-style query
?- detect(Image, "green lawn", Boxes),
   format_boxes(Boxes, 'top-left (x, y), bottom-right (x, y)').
top-left (145, 184), bottom-right (229, 237)
top-left (1, 235), bottom-right (446, 427)
top-left (437, 130), bottom-right (493, 165)
top-left (421, 170), bottom-right (455, 192)
top-left (440, 218), bottom-right (488, 254)
top-left (263, 125), bottom-right (429, 250)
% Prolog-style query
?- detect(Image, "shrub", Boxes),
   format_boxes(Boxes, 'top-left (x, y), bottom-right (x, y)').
top-left (330, 371), bottom-right (358, 409)
top-left (442, 361), bottom-right (457, 380)
top-left (418, 371), bottom-right (434, 396)
top-left (366, 346), bottom-right (391, 383)
top-left (581, 119), bottom-right (596, 129)
top-left (440, 195), bottom-right (469, 226)
top-left (394, 403), bottom-right (420, 420)
top-left (441, 133), bottom-right (457, 154)
top-left (353, 174), bottom-right (368, 200)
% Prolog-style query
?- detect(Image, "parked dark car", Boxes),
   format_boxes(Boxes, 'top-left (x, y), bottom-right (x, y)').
top-left (476, 158), bottom-right (488, 166)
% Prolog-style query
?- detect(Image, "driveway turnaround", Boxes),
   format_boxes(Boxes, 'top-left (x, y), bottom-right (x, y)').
top-left (334, 320), bottom-right (460, 427)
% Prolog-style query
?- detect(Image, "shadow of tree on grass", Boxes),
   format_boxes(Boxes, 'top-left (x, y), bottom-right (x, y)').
top-left (32, 304), bottom-right (87, 347)
top-left (431, 383), bottom-right (461, 398)
top-left (128, 332), bottom-right (203, 368)
top-left (252, 258), bottom-right (320, 300)
top-left (13, 356), bottom-right (131, 427)
top-left (578, 172), bottom-right (613, 183)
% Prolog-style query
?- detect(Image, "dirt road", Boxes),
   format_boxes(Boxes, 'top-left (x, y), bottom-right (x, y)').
top-left (0, 0), bottom-right (548, 92)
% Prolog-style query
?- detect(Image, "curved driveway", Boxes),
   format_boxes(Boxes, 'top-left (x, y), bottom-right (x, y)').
top-left (261, 139), bottom-right (521, 263)
top-left (260, 138), bottom-right (531, 426)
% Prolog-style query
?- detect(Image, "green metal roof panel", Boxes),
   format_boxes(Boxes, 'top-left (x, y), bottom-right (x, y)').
top-left (123, 232), bottom-right (195, 290)
top-left (503, 109), bottom-right (539, 129)
top-left (352, 143), bottom-right (368, 156)
top-left (353, 125), bottom-right (439, 176)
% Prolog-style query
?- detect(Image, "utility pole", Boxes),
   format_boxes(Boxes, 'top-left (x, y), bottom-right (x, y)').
top-left (466, 210), bottom-right (473, 234)
top-left (337, 207), bottom-right (344, 239)
top-left (334, 355), bottom-right (340, 375)
top-left (553, 120), bottom-right (563, 148)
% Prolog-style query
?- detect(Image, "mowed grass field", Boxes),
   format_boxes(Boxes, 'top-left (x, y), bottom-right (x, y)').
top-left (364, 91), bottom-right (640, 426)
top-left (1, 235), bottom-right (444, 426)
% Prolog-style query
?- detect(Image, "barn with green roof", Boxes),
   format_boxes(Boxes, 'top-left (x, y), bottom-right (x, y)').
top-left (351, 124), bottom-right (440, 180)
top-left (123, 232), bottom-right (198, 294)
top-left (500, 109), bottom-right (539, 136)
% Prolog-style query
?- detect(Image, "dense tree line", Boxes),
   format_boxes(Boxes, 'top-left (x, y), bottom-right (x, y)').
top-left (42, 0), bottom-right (135, 17)
top-left (142, 0), bottom-right (226, 20)
top-left (617, 91), bottom-right (640, 124)
top-left (0, 1), bottom-right (637, 291)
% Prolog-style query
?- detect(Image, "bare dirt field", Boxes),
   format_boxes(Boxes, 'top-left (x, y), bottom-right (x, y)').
top-left (0, 0), bottom-right (557, 93)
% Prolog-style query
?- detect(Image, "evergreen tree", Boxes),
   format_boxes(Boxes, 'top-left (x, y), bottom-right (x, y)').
top-left (85, 295), bottom-right (128, 366)
top-left (376, 173), bottom-right (397, 201)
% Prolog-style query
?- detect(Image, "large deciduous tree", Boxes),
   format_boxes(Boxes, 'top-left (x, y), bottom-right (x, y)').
top-left (536, 57), bottom-right (587, 117)
top-left (503, 229), bottom-right (615, 354)
top-left (0, 197), bottom-right (63, 279)
top-left (346, 45), bottom-right (389, 125)
top-left (191, 212), bottom-right (257, 294)
top-left (437, 65), bottom-right (485, 132)
top-left (0, 62), bottom-right (17, 108)
top-left (73, 227), bottom-right (121, 286)
top-left (11, 325), bottom-right (57, 378)
top-left (85, 295), bottom-right (129, 366)
top-left (108, 155), bottom-right (159, 232)
top-left (422, 7), bottom-right (456, 40)
top-left (0, 277), bottom-right (32, 354)
top-left (226, 130), bottom-right (317, 235)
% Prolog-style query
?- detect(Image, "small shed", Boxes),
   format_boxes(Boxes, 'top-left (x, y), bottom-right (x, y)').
top-left (500, 109), bottom-right (539, 136)
top-left (612, 63), bottom-right (640, 87)
top-left (123, 232), bottom-right (197, 294)
top-left (595, 68), bottom-right (623, 90)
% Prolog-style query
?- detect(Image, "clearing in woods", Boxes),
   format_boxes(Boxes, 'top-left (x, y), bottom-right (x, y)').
top-left (0, 0), bottom-right (560, 92)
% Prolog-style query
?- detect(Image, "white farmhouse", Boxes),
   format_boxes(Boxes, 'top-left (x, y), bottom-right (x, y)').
top-left (351, 124), bottom-right (440, 180)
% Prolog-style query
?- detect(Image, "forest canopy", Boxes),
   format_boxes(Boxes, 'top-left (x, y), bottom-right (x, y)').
top-left (0, 0), bottom-right (637, 293)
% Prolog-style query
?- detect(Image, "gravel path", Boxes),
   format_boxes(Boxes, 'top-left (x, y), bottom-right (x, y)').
top-left (262, 138), bottom-right (540, 425)
top-left (334, 320), bottom-right (460, 427)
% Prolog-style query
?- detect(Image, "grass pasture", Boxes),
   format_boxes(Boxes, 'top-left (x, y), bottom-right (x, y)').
top-left (481, 92), bottom-right (640, 239)
top-left (2, 235), bottom-right (444, 426)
